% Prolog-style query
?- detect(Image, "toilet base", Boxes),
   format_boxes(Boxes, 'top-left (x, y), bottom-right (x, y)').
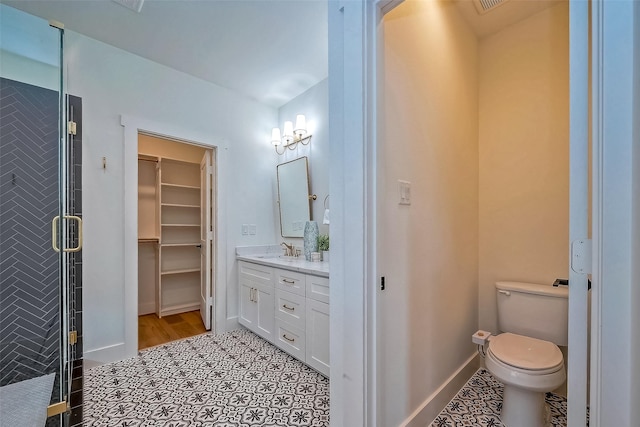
top-left (500, 384), bottom-right (551, 427)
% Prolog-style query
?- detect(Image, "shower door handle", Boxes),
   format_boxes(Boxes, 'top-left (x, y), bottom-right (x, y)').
top-left (52, 215), bottom-right (83, 253)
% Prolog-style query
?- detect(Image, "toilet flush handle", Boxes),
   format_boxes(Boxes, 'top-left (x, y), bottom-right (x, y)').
top-left (498, 290), bottom-right (511, 296)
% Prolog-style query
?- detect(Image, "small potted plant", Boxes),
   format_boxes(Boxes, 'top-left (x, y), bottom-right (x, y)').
top-left (318, 234), bottom-right (330, 263)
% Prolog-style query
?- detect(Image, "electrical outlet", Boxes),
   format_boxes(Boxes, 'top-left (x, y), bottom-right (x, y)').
top-left (249, 224), bottom-right (257, 235)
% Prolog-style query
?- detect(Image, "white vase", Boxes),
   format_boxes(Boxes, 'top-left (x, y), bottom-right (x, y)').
top-left (322, 251), bottom-right (329, 263)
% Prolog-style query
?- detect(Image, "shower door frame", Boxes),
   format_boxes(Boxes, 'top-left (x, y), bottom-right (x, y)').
top-left (48, 20), bottom-right (76, 422)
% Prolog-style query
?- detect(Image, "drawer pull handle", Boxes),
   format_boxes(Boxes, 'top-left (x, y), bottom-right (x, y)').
top-left (282, 279), bottom-right (295, 284)
top-left (283, 334), bottom-right (295, 342)
top-left (282, 304), bottom-right (295, 312)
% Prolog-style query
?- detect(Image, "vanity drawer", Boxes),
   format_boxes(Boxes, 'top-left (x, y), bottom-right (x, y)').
top-left (306, 275), bottom-right (329, 303)
top-left (274, 319), bottom-right (306, 360)
top-left (239, 261), bottom-right (273, 286)
top-left (275, 269), bottom-right (306, 296)
top-left (275, 289), bottom-right (306, 330)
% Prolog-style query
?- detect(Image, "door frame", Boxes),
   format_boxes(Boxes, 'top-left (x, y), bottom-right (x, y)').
top-left (568, 1), bottom-right (590, 426)
top-left (121, 115), bottom-right (227, 359)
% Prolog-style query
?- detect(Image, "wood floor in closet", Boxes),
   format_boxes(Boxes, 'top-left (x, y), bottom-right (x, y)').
top-left (138, 310), bottom-right (207, 350)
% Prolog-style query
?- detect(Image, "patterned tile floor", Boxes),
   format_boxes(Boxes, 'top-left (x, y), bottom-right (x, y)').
top-left (430, 368), bottom-right (569, 427)
top-left (84, 329), bottom-right (329, 426)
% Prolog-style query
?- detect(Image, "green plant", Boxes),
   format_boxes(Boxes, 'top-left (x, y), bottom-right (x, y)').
top-left (318, 234), bottom-right (330, 251)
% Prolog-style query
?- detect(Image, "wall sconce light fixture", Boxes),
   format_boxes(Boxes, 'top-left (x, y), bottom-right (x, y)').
top-left (271, 114), bottom-right (312, 154)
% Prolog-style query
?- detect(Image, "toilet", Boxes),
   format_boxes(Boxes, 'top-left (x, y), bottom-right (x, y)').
top-left (484, 281), bottom-right (568, 427)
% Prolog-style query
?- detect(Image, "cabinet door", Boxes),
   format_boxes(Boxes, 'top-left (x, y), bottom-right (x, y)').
top-left (255, 283), bottom-right (275, 342)
top-left (238, 279), bottom-right (257, 330)
top-left (306, 298), bottom-right (330, 376)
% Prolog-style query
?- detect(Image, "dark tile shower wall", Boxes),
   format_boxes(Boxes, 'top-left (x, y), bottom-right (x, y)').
top-left (67, 94), bottom-right (83, 427)
top-left (0, 78), bottom-right (61, 386)
top-left (1, 78), bottom-right (83, 426)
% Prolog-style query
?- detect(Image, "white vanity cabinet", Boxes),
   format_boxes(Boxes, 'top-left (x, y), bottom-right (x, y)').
top-left (237, 257), bottom-right (329, 376)
top-left (238, 261), bottom-right (275, 342)
top-left (304, 276), bottom-right (330, 376)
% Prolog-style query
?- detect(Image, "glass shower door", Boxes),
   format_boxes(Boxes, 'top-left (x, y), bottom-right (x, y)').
top-left (0, 5), bottom-right (73, 426)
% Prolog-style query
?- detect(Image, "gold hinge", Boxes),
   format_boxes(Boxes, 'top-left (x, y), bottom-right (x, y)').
top-left (47, 400), bottom-right (68, 417)
top-left (69, 330), bottom-right (77, 345)
top-left (68, 121), bottom-right (77, 136)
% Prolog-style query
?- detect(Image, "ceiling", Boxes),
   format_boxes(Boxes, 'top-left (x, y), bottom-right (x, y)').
top-left (2, 0), bottom-right (565, 107)
top-left (2, 0), bottom-right (328, 108)
top-left (454, 0), bottom-right (565, 39)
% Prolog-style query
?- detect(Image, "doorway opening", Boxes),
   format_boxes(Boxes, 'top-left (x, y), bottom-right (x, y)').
top-left (136, 132), bottom-right (215, 350)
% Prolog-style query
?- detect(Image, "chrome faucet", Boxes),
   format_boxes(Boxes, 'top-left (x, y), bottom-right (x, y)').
top-left (281, 242), bottom-right (294, 257)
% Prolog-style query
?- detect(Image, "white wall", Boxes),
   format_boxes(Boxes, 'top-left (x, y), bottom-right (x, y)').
top-left (631, 0), bottom-right (640, 420)
top-left (275, 78), bottom-right (330, 243)
top-left (0, 6), bottom-right (59, 90)
top-left (478, 3), bottom-right (570, 334)
top-left (61, 30), bottom-right (279, 362)
top-left (380, 0), bottom-right (479, 424)
top-left (593, 0), bottom-right (639, 424)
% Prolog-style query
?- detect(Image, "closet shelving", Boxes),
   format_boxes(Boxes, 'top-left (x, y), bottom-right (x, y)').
top-left (157, 158), bottom-right (202, 317)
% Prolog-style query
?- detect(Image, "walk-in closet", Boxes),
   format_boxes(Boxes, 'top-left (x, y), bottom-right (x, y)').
top-left (137, 133), bottom-right (214, 349)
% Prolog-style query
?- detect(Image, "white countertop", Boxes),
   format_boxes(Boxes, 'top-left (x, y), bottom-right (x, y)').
top-left (236, 245), bottom-right (329, 278)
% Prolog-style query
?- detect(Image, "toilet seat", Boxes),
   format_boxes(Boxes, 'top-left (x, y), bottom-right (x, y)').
top-left (488, 333), bottom-right (564, 373)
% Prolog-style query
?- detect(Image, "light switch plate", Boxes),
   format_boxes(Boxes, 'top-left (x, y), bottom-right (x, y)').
top-left (398, 180), bottom-right (411, 205)
top-left (241, 224), bottom-right (249, 235)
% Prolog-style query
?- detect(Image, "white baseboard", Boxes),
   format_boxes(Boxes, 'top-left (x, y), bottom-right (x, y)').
top-left (401, 352), bottom-right (480, 427)
top-left (138, 302), bottom-right (155, 316)
top-left (83, 342), bottom-right (127, 368)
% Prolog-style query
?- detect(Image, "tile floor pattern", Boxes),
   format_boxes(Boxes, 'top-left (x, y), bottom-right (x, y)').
top-left (430, 368), bottom-right (570, 427)
top-left (84, 329), bottom-right (329, 426)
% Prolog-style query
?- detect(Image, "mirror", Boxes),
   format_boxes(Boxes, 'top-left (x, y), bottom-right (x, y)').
top-left (277, 157), bottom-right (311, 237)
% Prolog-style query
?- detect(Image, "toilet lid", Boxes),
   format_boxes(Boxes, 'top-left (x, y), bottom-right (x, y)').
top-left (490, 333), bottom-right (563, 371)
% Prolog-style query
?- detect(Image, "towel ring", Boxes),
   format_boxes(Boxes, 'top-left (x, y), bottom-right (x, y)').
top-left (324, 194), bottom-right (330, 209)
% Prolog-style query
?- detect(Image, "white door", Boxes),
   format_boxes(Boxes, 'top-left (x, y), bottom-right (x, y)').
top-left (200, 151), bottom-right (213, 329)
top-left (567, 2), bottom-right (590, 426)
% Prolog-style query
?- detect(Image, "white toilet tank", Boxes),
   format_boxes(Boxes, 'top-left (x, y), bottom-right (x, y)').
top-left (495, 281), bottom-right (569, 346)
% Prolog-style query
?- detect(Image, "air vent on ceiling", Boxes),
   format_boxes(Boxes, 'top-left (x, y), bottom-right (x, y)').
top-left (473, 0), bottom-right (510, 15)
top-left (112, 0), bottom-right (145, 13)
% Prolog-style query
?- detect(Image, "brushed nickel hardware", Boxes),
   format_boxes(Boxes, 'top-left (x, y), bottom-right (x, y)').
top-left (283, 334), bottom-right (295, 342)
top-left (282, 304), bottom-right (295, 312)
top-left (282, 279), bottom-right (295, 284)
